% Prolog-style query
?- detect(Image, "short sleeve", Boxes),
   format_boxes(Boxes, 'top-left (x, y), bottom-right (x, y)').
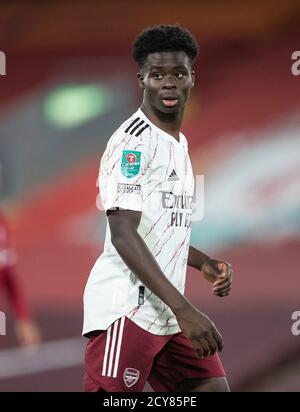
top-left (99, 132), bottom-right (150, 212)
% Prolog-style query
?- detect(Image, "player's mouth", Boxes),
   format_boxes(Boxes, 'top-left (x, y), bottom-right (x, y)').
top-left (161, 95), bottom-right (179, 108)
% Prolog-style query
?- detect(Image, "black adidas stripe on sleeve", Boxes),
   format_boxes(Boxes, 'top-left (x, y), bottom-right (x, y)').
top-left (124, 117), bottom-right (150, 138)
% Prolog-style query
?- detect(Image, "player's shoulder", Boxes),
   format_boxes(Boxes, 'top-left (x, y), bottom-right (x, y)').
top-left (180, 133), bottom-right (189, 150)
top-left (101, 111), bottom-right (152, 167)
top-left (109, 110), bottom-right (152, 146)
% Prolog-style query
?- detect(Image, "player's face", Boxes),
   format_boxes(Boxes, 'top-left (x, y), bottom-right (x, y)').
top-left (138, 51), bottom-right (195, 115)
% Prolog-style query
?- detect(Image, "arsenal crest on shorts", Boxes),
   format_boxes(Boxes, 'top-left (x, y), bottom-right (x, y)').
top-left (123, 368), bottom-right (140, 388)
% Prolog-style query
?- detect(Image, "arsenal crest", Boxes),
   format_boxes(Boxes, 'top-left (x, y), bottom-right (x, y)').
top-left (123, 368), bottom-right (140, 388)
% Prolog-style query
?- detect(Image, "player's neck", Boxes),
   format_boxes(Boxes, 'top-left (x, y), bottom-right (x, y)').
top-left (140, 102), bottom-right (183, 141)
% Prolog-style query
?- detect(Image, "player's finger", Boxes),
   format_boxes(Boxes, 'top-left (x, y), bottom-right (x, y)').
top-left (213, 277), bottom-right (227, 287)
top-left (213, 281), bottom-right (231, 293)
top-left (199, 338), bottom-right (210, 358)
top-left (197, 350), bottom-right (205, 359)
top-left (216, 261), bottom-right (226, 273)
top-left (194, 342), bottom-right (204, 358)
top-left (220, 264), bottom-right (232, 280)
top-left (215, 291), bottom-right (230, 297)
top-left (213, 273), bottom-right (232, 286)
top-left (212, 328), bottom-right (223, 352)
top-left (213, 279), bottom-right (231, 292)
top-left (205, 335), bottom-right (218, 356)
top-left (214, 286), bottom-right (231, 296)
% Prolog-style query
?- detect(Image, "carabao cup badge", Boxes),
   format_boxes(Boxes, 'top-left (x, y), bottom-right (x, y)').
top-left (121, 150), bottom-right (141, 178)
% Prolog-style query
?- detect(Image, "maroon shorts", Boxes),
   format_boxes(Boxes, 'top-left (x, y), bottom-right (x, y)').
top-left (84, 316), bottom-right (225, 392)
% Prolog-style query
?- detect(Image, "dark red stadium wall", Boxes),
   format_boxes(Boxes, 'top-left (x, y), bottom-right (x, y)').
top-left (2, 24), bottom-right (300, 124)
top-left (1, 1), bottom-right (300, 54)
top-left (1, 0), bottom-right (300, 115)
top-left (184, 26), bottom-right (300, 155)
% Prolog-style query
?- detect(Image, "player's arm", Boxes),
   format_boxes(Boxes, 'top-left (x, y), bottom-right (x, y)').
top-left (107, 208), bottom-right (223, 358)
top-left (188, 245), bottom-right (233, 297)
top-left (188, 245), bottom-right (210, 271)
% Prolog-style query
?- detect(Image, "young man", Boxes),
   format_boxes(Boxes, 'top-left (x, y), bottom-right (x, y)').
top-left (0, 167), bottom-right (40, 348)
top-left (83, 25), bottom-right (232, 392)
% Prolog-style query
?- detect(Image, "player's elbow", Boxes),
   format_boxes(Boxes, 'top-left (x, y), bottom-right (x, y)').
top-left (110, 227), bottom-right (138, 251)
top-left (109, 219), bottom-right (135, 247)
top-left (110, 230), bottom-right (124, 248)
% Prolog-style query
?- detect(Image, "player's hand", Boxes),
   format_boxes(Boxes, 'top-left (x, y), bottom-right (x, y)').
top-left (175, 304), bottom-right (223, 358)
top-left (202, 258), bottom-right (233, 297)
top-left (15, 319), bottom-right (41, 348)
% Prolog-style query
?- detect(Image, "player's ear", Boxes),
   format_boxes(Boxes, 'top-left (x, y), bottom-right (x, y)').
top-left (191, 70), bottom-right (195, 87)
top-left (137, 72), bottom-right (145, 89)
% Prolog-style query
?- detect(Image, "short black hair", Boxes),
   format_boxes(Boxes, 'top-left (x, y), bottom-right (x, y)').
top-left (132, 24), bottom-right (199, 67)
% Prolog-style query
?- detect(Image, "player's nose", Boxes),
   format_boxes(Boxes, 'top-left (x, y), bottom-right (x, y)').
top-left (162, 75), bottom-right (177, 89)
top-left (162, 81), bottom-right (177, 89)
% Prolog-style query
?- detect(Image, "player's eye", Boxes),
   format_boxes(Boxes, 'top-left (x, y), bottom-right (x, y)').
top-left (176, 72), bottom-right (185, 79)
top-left (153, 73), bottom-right (163, 80)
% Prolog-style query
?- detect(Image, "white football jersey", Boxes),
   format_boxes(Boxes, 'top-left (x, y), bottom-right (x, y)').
top-left (83, 108), bottom-right (194, 336)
